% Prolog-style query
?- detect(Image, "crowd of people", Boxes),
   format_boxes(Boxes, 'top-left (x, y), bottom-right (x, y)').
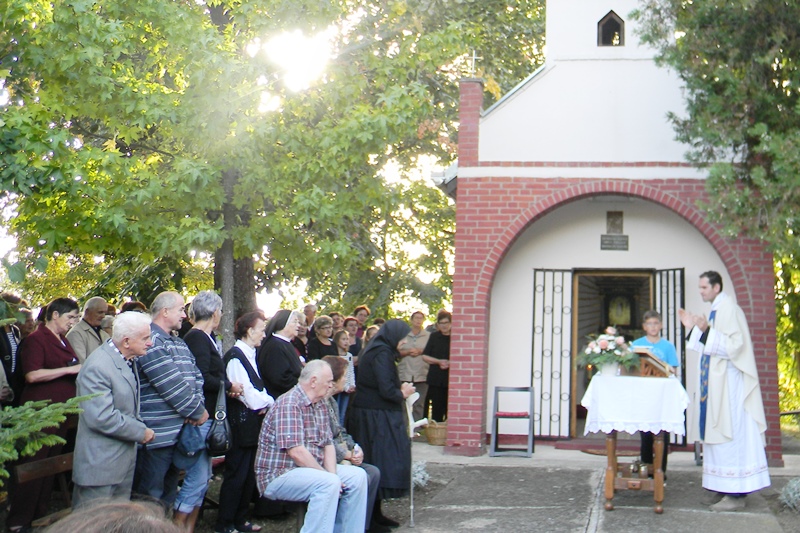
top-left (0, 291), bottom-right (452, 533)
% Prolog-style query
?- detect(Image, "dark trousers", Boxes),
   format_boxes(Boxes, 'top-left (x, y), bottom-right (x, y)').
top-left (640, 431), bottom-right (670, 473)
top-left (216, 444), bottom-right (257, 528)
top-left (133, 445), bottom-right (180, 506)
top-left (361, 463), bottom-right (380, 526)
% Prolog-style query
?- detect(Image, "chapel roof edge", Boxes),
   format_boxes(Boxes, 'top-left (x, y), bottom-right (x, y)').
top-left (482, 64), bottom-right (550, 118)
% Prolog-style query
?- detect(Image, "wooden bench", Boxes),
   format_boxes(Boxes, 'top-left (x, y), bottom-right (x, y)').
top-left (13, 452), bottom-right (74, 527)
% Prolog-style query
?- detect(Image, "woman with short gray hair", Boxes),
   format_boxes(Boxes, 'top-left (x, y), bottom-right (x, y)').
top-left (100, 315), bottom-right (115, 338)
top-left (188, 291), bottom-right (223, 323)
top-left (180, 291), bottom-right (244, 530)
top-left (184, 291), bottom-right (243, 412)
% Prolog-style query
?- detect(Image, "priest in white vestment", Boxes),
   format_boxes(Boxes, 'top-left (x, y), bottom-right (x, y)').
top-left (680, 271), bottom-right (770, 512)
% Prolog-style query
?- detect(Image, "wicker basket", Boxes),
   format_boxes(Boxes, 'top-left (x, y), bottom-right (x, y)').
top-left (426, 420), bottom-right (447, 446)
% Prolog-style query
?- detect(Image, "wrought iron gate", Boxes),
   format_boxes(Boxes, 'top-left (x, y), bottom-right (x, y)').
top-left (532, 268), bottom-right (685, 441)
top-left (531, 269), bottom-right (573, 438)
top-left (654, 268), bottom-right (687, 445)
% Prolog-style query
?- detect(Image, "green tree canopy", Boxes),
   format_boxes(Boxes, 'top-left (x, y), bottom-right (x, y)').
top-left (1, 0), bottom-right (545, 325)
top-left (634, 1), bottom-right (800, 409)
top-left (634, 0), bottom-right (800, 254)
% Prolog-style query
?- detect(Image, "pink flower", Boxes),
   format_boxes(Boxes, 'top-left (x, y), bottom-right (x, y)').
top-left (598, 339), bottom-right (609, 350)
top-left (605, 327), bottom-right (617, 335)
top-left (615, 336), bottom-right (625, 345)
top-left (588, 341), bottom-right (597, 350)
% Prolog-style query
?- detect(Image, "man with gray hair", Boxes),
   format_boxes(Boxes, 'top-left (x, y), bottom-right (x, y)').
top-left (255, 359), bottom-right (368, 533)
top-left (72, 312), bottom-right (156, 508)
top-left (67, 296), bottom-right (111, 363)
top-left (134, 291), bottom-right (208, 506)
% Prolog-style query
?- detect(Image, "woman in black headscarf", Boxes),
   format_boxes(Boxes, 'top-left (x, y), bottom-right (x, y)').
top-left (349, 319), bottom-right (415, 527)
top-left (257, 309), bottom-right (303, 399)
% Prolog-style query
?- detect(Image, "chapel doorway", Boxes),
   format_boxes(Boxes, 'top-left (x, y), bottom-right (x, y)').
top-left (530, 268), bottom-right (685, 439)
top-left (569, 268), bottom-right (686, 440)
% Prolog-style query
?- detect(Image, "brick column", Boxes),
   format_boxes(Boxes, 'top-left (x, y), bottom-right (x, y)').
top-left (457, 78), bottom-right (484, 167)
top-left (727, 245), bottom-right (782, 466)
top-left (446, 79), bottom-right (487, 456)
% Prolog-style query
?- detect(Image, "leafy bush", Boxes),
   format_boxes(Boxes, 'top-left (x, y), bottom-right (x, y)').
top-left (0, 398), bottom-right (87, 487)
top-left (412, 460), bottom-right (430, 488)
top-left (780, 478), bottom-right (800, 512)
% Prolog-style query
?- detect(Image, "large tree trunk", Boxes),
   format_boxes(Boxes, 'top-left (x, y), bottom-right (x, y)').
top-left (217, 169), bottom-right (239, 352)
top-left (215, 258), bottom-right (256, 327)
top-left (216, 240), bottom-right (235, 352)
top-left (233, 256), bottom-right (257, 319)
top-left (215, 169), bottom-right (258, 351)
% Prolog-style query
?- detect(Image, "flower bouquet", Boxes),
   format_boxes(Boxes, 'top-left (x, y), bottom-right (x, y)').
top-left (578, 326), bottom-right (638, 375)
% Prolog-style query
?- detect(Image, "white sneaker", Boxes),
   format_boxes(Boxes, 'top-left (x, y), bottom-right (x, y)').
top-left (709, 495), bottom-right (746, 512)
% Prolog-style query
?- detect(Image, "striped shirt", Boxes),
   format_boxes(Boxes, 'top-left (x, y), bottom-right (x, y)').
top-left (137, 323), bottom-right (205, 449)
top-left (254, 384), bottom-right (332, 493)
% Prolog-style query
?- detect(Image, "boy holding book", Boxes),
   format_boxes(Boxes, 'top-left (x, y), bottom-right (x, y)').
top-left (632, 310), bottom-right (680, 476)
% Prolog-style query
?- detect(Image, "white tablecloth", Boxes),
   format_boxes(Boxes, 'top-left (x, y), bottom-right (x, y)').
top-left (581, 376), bottom-right (690, 436)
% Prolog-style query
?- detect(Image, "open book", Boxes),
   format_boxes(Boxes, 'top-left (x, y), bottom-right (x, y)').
top-left (633, 345), bottom-right (674, 377)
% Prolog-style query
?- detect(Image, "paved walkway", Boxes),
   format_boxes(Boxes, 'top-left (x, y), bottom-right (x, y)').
top-left (402, 441), bottom-right (800, 532)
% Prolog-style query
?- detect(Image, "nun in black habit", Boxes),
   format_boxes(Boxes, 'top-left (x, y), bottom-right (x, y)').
top-left (349, 319), bottom-right (416, 508)
top-left (257, 309), bottom-right (304, 400)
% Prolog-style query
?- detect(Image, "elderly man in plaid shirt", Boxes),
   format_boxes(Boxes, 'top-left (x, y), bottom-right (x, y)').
top-left (255, 359), bottom-right (368, 533)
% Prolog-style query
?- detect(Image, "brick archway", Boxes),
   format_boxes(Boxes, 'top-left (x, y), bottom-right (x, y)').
top-left (448, 177), bottom-right (781, 464)
top-left (478, 181), bottom-right (751, 316)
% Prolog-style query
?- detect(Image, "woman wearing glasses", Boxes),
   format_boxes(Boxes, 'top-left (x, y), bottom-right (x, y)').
top-left (305, 314), bottom-right (338, 362)
top-left (7, 298), bottom-right (82, 533)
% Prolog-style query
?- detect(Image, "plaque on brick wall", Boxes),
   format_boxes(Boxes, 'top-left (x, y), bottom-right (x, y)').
top-left (601, 234), bottom-right (629, 251)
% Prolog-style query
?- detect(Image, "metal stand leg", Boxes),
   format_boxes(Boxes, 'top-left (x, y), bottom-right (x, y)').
top-left (409, 447), bottom-right (415, 528)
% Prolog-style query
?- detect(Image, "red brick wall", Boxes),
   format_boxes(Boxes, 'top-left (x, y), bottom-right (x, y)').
top-left (447, 80), bottom-right (782, 465)
top-left (457, 78), bottom-right (484, 167)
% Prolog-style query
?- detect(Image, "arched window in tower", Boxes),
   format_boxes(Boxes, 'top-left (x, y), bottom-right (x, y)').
top-left (598, 11), bottom-right (624, 46)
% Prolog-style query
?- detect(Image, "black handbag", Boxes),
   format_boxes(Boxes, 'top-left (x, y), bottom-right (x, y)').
top-left (206, 379), bottom-right (233, 456)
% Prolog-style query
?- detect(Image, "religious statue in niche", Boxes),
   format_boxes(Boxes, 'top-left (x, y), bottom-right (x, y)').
top-left (607, 295), bottom-right (632, 326)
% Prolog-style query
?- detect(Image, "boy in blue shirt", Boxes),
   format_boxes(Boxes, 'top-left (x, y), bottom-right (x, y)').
top-left (632, 310), bottom-right (679, 476)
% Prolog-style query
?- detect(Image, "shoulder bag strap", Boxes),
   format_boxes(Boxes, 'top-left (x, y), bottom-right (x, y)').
top-left (215, 379), bottom-right (227, 420)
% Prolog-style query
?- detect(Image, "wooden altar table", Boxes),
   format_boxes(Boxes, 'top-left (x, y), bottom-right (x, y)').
top-left (581, 375), bottom-right (689, 513)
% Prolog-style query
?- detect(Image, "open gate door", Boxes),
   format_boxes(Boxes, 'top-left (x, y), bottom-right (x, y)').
top-left (531, 269), bottom-right (573, 438)
top-left (655, 268), bottom-right (687, 445)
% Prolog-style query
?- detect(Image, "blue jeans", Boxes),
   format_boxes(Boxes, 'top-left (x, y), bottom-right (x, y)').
top-left (264, 464), bottom-right (367, 533)
top-left (174, 419), bottom-right (213, 513)
top-left (336, 393), bottom-right (350, 427)
top-left (134, 445), bottom-right (180, 505)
